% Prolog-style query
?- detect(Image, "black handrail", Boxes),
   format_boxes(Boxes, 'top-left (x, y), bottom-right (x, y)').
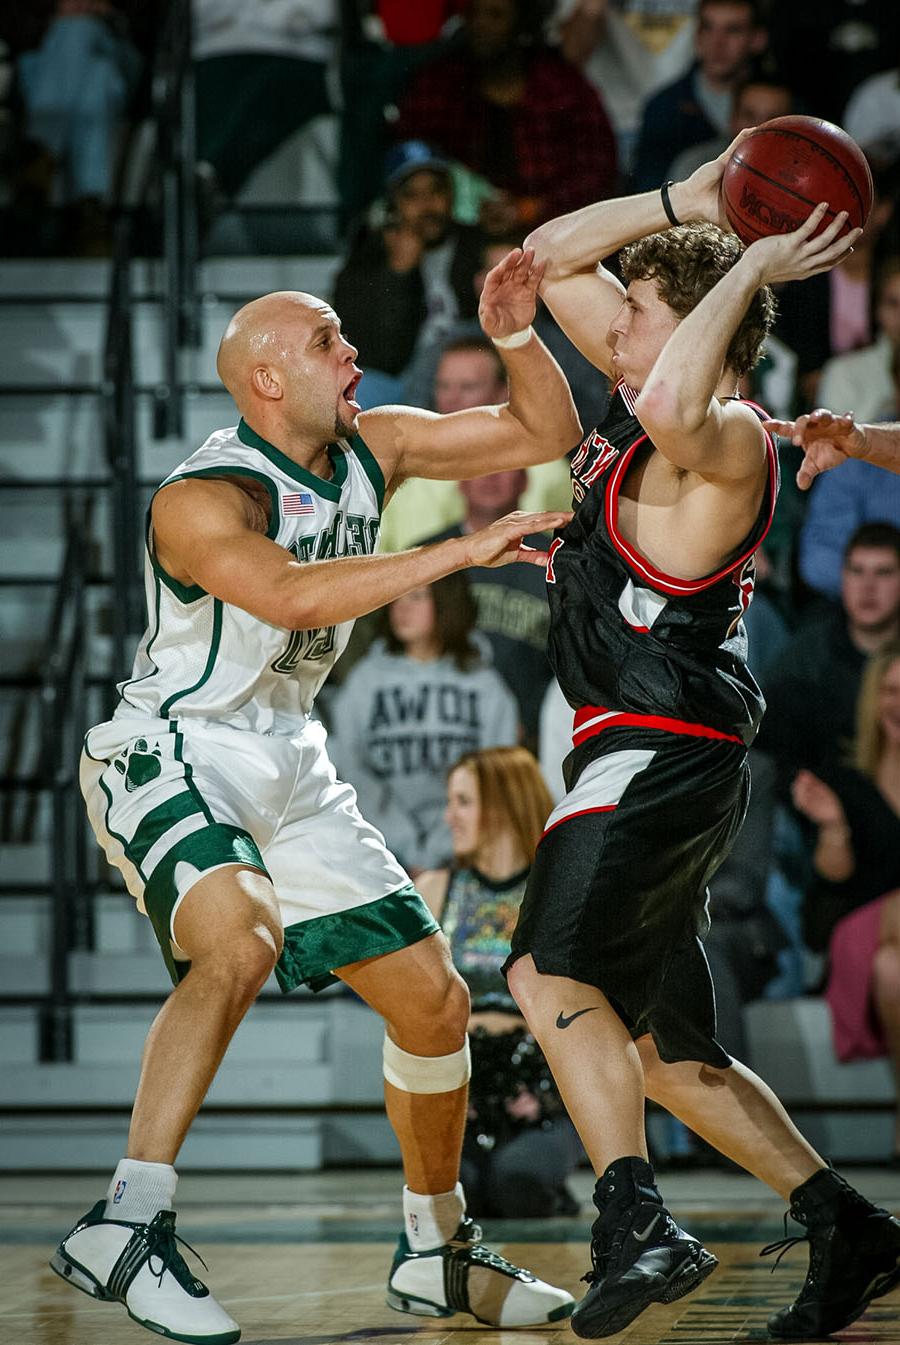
top-left (36, 512), bottom-right (90, 1062)
top-left (103, 214), bottom-right (144, 676)
top-left (152, 0), bottom-right (200, 439)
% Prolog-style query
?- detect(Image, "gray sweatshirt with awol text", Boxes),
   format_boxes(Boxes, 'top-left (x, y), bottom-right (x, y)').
top-left (329, 639), bottom-right (519, 870)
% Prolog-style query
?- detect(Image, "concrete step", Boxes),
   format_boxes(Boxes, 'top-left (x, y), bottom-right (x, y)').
top-left (0, 484), bottom-right (115, 579)
top-left (0, 386), bottom-right (240, 479)
top-left (0, 255), bottom-right (339, 302)
top-left (0, 1111), bottom-right (323, 1169)
top-left (0, 1025), bottom-right (333, 1107)
top-left (0, 1006), bottom-right (39, 1064)
top-left (71, 1001), bottom-right (330, 1065)
top-left (745, 997), bottom-right (894, 1104)
top-left (0, 844), bottom-right (50, 886)
top-left (0, 258), bottom-right (342, 389)
top-left (0, 259), bottom-right (112, 298)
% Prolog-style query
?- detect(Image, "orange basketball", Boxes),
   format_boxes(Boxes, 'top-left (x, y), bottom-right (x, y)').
top-left (721, 115), bottom-right (873, 246)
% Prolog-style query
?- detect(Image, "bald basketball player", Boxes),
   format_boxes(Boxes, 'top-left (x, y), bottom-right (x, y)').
top-left (51, 250), bottom-right (580, 1343)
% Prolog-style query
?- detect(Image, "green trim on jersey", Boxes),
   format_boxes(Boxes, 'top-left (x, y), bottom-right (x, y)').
top-left (238, 418), bottom-right (348, 500)
top-left (159, 598), bottom-right (223, 717)
top-left (350, 433), bottom-right (385, 514)
top-left (150, 466), bottom-right (282, 604)
top-left (143, 824), bottom-right (269, 985)
top-left (275, 883), bottom-right (439, 994)
top-left (118, 572), bottom-right (163, 711)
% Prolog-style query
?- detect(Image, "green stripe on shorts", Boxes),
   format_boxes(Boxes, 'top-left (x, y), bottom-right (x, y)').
top-left (128, 792), bottom-right (204, 868)
top-left (276, 884), bottom-right (439, 994)
top-left (143, 825), bottom-right (269, 986)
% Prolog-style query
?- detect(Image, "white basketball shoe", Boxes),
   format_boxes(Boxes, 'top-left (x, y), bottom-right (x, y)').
top-left (387, 1215), bottom-right (575, 1326)
top-left (50, 1199), bottom-right (240, 1343)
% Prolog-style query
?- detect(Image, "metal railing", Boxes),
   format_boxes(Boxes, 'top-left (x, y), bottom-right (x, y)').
top-left (152, 0), bottom-right (200, 438)
top-left (103, 214), bottom-right (144, 674)
top-left (33, 514), bottom-right (89, 1062)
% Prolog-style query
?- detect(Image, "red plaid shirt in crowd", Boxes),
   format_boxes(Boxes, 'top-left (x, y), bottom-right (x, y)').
top-left (396, 50), bottom-right (618, 224)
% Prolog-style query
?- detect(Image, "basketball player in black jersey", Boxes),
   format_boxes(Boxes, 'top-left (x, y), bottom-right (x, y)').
top-left (500, 134), bottom-right (900, 1339)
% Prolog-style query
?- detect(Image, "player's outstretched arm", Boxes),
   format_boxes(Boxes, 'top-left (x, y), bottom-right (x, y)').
top-left (635, 203), bottom-right (862, 481)
top-left (521, 131), bottom-right (752, 375)
top-left (763, 410), bottom-right (900, 489)
top-left (360, 248), bottom-right (581, 487)
top-left (152, 477), bottom-right (571, 631)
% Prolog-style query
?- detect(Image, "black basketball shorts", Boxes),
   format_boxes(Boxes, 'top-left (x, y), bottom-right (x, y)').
top-left (505, 725), bottom-right (750, 1068)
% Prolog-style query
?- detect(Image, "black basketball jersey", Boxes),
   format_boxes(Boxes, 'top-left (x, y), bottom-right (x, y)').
top-left (545, 380), bottom-right (779, 748)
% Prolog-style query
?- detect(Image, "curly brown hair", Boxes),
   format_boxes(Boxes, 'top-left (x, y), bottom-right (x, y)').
top-left (619, 223), bottom-right (776, 377)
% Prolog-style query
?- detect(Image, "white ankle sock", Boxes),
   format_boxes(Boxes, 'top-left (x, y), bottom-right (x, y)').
top-left (105, 1158), bottom-right (178, 1223)
top-left (403, 1182), bottom-right (465, 1251)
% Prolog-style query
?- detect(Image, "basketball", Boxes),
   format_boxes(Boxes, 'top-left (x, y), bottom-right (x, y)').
top-left (721, 115), bottom-right (873, 247)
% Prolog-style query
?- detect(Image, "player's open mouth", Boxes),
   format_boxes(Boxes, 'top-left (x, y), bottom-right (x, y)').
top-left (342, 373), bottom-right (362, 412)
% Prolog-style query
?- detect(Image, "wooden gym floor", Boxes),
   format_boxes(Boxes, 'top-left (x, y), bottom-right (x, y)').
top-left (2, 1167), bottom-right (899, 1345)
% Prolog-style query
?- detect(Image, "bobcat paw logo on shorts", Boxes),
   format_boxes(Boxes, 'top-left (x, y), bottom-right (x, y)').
top-left (114, 739), bottom-right (162, 792)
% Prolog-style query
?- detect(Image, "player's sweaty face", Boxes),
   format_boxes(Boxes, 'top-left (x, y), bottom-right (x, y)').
top-left (606, 281), bottom-right (680, 390)
top-left (291, 306), bottom-right (361, 438)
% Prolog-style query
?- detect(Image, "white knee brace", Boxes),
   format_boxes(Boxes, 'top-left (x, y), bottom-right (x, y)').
top-left (383, 1035), bottom-right (471, 1094)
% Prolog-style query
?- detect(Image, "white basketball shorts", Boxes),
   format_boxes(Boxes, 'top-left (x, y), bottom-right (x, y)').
top-left (81, 714), bottom-right (437, 991)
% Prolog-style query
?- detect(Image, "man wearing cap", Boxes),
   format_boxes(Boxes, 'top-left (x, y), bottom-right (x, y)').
top-left (332, 140), bottom-right (485, 409)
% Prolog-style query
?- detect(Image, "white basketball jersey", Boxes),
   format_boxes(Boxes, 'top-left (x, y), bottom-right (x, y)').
top-left (116, 419), bottom-right (384, 734)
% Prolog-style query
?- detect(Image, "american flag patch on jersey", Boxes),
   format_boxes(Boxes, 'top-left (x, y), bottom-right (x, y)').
top-left (282, 491), bottom-right (315, 516)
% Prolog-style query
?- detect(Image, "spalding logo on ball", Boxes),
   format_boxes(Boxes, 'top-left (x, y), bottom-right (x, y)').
top-left (721, 115), bottom-right (873, 246)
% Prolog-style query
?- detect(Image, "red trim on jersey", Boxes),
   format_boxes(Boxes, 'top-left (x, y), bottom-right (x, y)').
top-left (542, 804), bottom-right (617, 838)
top-left (612, 377), bottom-right (639, 415)
top-left (572, 704), bottom-right (743, 746)
top-left (545, 536), bottom-right (564, 585)
top-left (604, 409), bottom-right (779, 597)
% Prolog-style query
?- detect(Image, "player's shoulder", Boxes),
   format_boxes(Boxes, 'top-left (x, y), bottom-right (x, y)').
top-left (152, 471), bottom-right (253, 530)
top-left (720, 396), bottom-right (770, 446)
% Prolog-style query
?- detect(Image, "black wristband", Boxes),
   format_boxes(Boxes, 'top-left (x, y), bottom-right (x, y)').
top-left (661, 181), bottom-right (681, 227)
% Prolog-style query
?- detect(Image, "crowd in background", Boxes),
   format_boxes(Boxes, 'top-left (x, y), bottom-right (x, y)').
top-left (3, 0), bottom-right (900, 1166)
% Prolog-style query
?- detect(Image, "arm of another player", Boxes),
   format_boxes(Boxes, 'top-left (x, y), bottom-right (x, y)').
top-left (521, 131), bottom-right (752, 376)
top-left (151, 476), bottom-right (571, 631)
top-left (635, 204), bottom-right (863, 481)
top-left (360, 248), bottom-right (581, 485)
top-left (763, 410), bottom-right (900, 489)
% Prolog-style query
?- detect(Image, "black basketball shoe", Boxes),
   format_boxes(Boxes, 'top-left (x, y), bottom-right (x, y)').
top-left (765, 1168), bottom-right (900, 1338)
top-left (571, 1160), bottom-right (717, 1340)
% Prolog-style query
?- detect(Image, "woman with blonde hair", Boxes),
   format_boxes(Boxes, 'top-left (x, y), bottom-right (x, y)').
top-left (418, 745), bottom-right (582, 1217)
top-left (792, 639), bottom-right (900, 1159)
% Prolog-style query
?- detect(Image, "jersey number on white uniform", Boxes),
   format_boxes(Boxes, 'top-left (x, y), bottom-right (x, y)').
top-left (271, 625), bottom-right (336, 674)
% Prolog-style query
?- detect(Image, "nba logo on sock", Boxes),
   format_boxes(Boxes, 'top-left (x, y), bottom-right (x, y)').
top-left (113, 1179), bottom-right (127, 1203)
top-left (408, 1213), bottom-right (418, 1233)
